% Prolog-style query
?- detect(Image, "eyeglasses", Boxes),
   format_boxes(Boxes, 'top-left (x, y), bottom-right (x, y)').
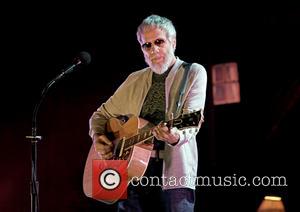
top-left (141, 39), bottom-right (166, 51)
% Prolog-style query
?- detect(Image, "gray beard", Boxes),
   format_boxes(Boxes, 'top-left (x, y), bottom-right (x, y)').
top-left (147, 52), bottom-right (175, 74)
top-left (151, 63), bottom-right (169, 74)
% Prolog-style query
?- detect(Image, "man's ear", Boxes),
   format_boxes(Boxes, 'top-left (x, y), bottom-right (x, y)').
top-left (172, 38), bottom-right (177, 50)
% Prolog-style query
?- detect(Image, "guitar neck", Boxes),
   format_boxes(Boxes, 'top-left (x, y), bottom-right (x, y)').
top-left (119, 109), bottom-right (202, 151)
top-left (124, 130), bottom-right (154, 150)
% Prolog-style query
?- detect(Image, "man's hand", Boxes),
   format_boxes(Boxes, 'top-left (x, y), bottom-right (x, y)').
top-left (152, 122), bottom-right (180, 145)
top-left (93, 134), bottom-right (114, 159)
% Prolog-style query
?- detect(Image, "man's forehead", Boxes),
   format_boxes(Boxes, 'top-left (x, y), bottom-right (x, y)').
top-left (141, 28), bottom-right (167, 42)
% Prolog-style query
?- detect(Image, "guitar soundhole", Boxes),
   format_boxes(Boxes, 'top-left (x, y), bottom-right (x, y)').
top-left (117, 115), bottom-right (129, 123)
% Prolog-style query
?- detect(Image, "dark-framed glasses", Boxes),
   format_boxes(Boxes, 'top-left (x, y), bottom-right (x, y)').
top-left (142, 39), bottom-right (166, 51)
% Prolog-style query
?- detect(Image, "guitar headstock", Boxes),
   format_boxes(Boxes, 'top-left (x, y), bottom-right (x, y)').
top-left (167, 109), bottom-right (204, 130)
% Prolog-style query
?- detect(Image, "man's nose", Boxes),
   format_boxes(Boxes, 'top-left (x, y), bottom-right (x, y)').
top-left (150, 44), bottom-right (160, 54)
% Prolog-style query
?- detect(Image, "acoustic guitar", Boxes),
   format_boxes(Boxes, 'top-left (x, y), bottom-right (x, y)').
top-left (83, 109), bottom-right (203, 204)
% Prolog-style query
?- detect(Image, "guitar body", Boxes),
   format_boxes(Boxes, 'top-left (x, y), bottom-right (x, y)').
top-left (82, 116), bottom-right (154, 204)
top-left (83, 109), bottom-right (203, 204)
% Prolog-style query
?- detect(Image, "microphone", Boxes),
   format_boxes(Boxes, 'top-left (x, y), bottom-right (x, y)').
top-left (62, 51), bottom-right (91, 75)
top-left (44, 51), bottom-right (91, 90)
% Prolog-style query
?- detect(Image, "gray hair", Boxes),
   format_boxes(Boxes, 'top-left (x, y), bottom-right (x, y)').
top-left (136, 14), bottom-right (177, 43)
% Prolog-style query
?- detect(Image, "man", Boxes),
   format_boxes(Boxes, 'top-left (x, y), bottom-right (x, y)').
top-left (89, 14), bottom-right (207, 212)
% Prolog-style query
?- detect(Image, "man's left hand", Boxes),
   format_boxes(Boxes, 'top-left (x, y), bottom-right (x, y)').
top-left (152, 122), bottom-right (180, 145)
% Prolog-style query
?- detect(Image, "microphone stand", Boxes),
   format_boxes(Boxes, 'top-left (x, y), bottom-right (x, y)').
top-left (26, 63), bottom-right (78, 212)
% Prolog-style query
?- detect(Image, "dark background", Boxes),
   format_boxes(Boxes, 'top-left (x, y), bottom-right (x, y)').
top-left (0, 2), bottom-right (298, 212)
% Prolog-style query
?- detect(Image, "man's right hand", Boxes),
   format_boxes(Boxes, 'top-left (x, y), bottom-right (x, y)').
top-left (92, 134), bottom-right (114, 160)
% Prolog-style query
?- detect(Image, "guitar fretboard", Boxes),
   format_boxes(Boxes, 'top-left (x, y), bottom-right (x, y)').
top-left (124, 130), bottom-right (153, 150)
top-left (115, 109), bottom-right (202, 156)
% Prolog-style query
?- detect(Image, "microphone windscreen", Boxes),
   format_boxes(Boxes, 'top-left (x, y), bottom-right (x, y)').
top-left (78, 51), bottom-right (91, 65)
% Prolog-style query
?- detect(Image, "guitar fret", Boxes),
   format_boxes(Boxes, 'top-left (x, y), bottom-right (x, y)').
top-left (127, 137), bottom-right (135, 148)
top-left (137, 134), bottom-right (140, 142)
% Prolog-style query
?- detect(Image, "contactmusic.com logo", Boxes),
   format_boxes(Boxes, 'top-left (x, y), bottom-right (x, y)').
top-left (92, 160), bottom-right (128, 202)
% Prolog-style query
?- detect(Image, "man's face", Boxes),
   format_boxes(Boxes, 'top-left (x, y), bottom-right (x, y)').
top-left (139, 27), bottom-right (176, 74)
